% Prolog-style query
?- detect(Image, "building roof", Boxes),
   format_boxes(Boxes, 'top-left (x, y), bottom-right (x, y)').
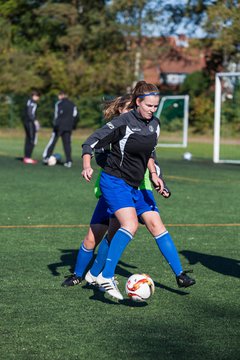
top-left (143, 36), bottom-right (206, 84)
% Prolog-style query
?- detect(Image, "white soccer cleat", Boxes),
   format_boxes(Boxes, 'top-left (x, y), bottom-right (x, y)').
top-left (85, 270), bottom-right (97, 285)
top-left (85, 270), bottom-right (105, 292)
top-left (96, 272), bottom-right (123, 300)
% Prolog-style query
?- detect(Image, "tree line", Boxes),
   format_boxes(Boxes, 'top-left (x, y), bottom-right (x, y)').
top-left (0, 0), bottom-right (239, 131)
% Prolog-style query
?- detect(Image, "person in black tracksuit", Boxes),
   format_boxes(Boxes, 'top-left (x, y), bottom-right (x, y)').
top-left (22, 90), bottom-right (40, 164)
top-left (42, 91), bottom-right (79, 167)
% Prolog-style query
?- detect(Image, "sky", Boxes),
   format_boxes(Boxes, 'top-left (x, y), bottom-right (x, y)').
top-left (146, 0), bottom-right (207, 39)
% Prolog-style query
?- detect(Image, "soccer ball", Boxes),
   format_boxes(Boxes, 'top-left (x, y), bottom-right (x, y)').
top-left (48, 155), bottom-right (57, 166)
top-left (183, 152), bottom-right (192, 161)
top-left (125, 273), bottom-right (155, 302)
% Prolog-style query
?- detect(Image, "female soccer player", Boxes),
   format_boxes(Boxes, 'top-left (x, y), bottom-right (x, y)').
top-left (81, 81), bottom-right (179, 300)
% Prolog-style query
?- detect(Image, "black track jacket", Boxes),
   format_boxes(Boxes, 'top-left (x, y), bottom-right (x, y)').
top-left (54, 98), bottom-right (79, 132)
top-left (23, 98), bottom-right (38, 124)
top-left (82, 109), bottom-right (160, 188)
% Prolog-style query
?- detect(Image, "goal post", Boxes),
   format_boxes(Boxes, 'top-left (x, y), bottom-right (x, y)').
top-left (213, 72), bottom-right (240, 164)
top-left (155, 95), bottom-right (189, 148)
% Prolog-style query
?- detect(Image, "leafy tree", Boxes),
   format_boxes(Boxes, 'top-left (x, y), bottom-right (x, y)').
top-left (0, 17), bottom-right (44, 94)
top-left (180, 71), bottom-right (210, 98)
top-left (0, 0), bottom-right (133, 97)
top-left (183, 1), bottom-right (240, 72)
top-left (0, 0), bottom-right (134, 126)
top-left (33, 0), bottom-right (132, 96)
top-left (1, 0), bottom-right (238, 129)
top-left (108, 0), bottom-right (186, 83)
top-left (204, 1), bottom-right (240, 69)
top-left (179, 71), bottom-right (215, 133)
top-left (191, 94), bottom-right (214, 133)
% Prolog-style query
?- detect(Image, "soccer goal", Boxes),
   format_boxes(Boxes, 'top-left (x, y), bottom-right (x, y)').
top-left (155, 95), bottom-right (189, 147)
top-left (213, 72), bottom-right (240, 164)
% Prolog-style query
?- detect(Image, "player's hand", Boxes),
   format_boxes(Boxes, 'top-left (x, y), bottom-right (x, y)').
top-left (161, 187), bottom-right (171, 198)
top-left (81, 167), bottom-right (93, 182)
top-left (34, 120), bottom-right (40, 131)
top-left (151, 173), bottom-right (164, 194)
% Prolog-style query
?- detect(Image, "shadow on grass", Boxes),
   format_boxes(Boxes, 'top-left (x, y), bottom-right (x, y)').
top-left (48, 249), bottom-right (189, 299)
top-left (83, 284), bottom-right (148, 307)
top-left (83, 283), bottom-right (149, 307)
top-left (47, 248), bottom-right (78, 276)
top-left (85, 282), bottom-right (187, 306)
top-left (115, 263), bottom-right (188, 296)
top-left (47, 249), bottom-right (138, 277)
top-left (180, 250), bottom-right (240, 278)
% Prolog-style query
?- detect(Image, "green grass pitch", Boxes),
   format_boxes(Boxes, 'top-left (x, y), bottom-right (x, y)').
top-left (0, 130), bottom-right (239, 360)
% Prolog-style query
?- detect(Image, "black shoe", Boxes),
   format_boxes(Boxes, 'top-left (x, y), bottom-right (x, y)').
top-left (61, 274), bottom-right (82, 287)
top-left (176, 270), bottom-right (196, 288)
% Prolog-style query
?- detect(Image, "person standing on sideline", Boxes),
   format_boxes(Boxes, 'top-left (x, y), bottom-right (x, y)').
top-left (22, 90), bottom-right (40, 164)
top-left (42, 90), bottom-right (79, 168)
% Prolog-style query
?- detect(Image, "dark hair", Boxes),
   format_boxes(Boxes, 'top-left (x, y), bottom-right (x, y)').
top-left (129, 81), bottom-right (159, 108)
top-left (58, 90), bottom-right (67, 96)
top-left (103, 94), bottom-right (132, 120)
top-left (31, 90), bottom-right (40, 97)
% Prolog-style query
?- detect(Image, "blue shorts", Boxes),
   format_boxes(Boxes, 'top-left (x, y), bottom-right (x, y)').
top-left (90, 196), bottom-right (109, 225)
top-left (100, 172), bottom-right (140, 214)
top-left (135, 189), bottom-right (159, 216)
top-left (99, 172), bottom-right (159, 216)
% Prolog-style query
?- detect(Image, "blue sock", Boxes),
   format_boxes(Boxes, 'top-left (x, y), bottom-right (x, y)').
top-left (90, 235), bottom-right (109, 276)
top-left (155, 231), bottom-right (182, 276)
top-left (102, 228), bottom-right (133, 278)
top-left (74, 243), bottom-right (94, 277)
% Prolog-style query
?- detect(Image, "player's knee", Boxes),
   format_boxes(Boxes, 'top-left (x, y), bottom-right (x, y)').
top-left (83, 236), bottom-right (95, 250)
top-left (149, 220), bottom-right (166, 237)
top-left (122, 219), bottom-right (138, 236)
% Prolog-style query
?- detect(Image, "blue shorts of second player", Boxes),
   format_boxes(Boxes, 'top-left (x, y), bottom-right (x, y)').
top-left (90, 196), bottom-right (109, 225)
top-left (99, 171), bottom-right (159, 216)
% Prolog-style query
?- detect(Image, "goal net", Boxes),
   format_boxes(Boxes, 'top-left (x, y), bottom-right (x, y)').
top-left (213, 72), bottom-right (240, 164)
top-left (155, 95), bottom-right (189, 147)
